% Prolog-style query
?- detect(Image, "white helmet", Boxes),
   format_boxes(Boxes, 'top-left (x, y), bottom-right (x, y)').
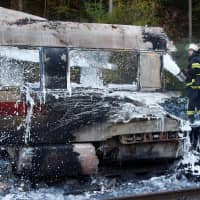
top-left (188, 43), bottom-right (199, 51)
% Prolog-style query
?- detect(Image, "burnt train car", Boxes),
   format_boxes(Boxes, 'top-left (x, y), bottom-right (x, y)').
top-left (0, 7), bottom-right (187, 178)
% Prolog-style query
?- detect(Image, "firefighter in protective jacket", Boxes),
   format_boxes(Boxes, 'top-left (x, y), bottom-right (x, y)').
top-left (185, 43), bottom-right (200, 123)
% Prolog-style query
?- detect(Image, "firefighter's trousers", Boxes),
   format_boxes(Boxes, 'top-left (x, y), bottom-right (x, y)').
top-left (186, 86), bottom-right (200, 119)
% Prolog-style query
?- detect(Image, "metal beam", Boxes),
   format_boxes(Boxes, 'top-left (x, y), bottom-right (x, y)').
top-left (189, 0), bottom-right (192, 42)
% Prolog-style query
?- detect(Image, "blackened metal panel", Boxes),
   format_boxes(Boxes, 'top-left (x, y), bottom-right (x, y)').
top-left (40, 47), bottom-right (68, 90)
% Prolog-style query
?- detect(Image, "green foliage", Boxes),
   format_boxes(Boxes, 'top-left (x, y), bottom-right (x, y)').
top-left (112, 0), bottom-right (159, 25)
top-left (158, 0), bottom-right (188, 40)
top-left (84, 0), bottom-right (108, 22)
top-left (102, 52), bottom-right (138, 84)
top-left (45, 0), bottom-right (82, 21)
top-left (163, 71), bottom-right (183, 91)
top-left (164, 38), bottom-right (189, 91)
top-left (172, 39), bottom-right (189, 71)
top-left (84, 0), bottom-right (159, 26)
top-left (71, 67), bottom-right (80, 83)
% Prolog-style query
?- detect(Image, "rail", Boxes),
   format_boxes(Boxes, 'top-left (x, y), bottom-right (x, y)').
top-left (106, 187), bottom-right (200, 200)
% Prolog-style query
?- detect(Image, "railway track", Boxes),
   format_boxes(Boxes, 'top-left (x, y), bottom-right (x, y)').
top-left (106, 187), bottom-right (200, 200)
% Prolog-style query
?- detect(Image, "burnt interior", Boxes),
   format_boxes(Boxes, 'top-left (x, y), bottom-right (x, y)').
top-left (40, 47), bottom-right (68, 90)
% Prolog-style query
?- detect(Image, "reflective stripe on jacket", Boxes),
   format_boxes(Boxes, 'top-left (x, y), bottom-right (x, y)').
top-left (186, 53), bottom-right (200, 88)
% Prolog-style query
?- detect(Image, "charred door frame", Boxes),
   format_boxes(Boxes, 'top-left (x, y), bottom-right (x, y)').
top-left (39, 47), bottom-right (69, 93)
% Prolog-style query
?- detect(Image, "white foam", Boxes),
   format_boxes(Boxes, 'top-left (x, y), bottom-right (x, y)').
top-left (0, 46), bottom-right (39, 63)
top-left (70, 50), bottom-right (117, 89)
top-left (108, 91), bottom-right (180, 105)
top-left (69, 50), bottom-right (117, 70)
top-left (0, 57), bottom-right (24, 87)
top-left (108, 83), bottom-right (137, 91)
top-left (163, 53), bottom-right (180, 76)
top-left (67, 64), bottom-right (72, 96)
top-left (23, 86), bottom-right (35, 144)
top-left (180, 150), bottom-right (200, 175)
top-left (80, 67), bottom-right (103, 88)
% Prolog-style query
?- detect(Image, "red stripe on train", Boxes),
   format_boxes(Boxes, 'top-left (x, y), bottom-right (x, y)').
top-left (0, 102), bottom-right (47, 116)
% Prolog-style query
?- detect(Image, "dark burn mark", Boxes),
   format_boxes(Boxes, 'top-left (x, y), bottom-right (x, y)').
top-left (0, 128), bottom-right (25, 145)
top-left (0, 47), bottom-right (145, 146)
top-left (10, 18), bottom-right (45, 26)
top-left (0, 90), bottom-right (140, 145)
top-left (112, 25), bottom-right (117, 29)
top-left (17, 145), bottom-right (82, 180)
top-left (143, 31), bottom-right (167, 50)
top-left (36, 93), bottom-right (111, 143)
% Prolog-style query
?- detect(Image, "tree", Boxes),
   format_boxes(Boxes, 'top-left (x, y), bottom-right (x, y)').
top-left (158, 0), bottom-right (188, 40)
top-left (111, 0), bottom-right (159, 26)
top-left (10, 0), bottom-right (23, 11)
top-left (109, 0), bottom-right (113, 14)
top-left (18, 0), bottom-right (23, 10)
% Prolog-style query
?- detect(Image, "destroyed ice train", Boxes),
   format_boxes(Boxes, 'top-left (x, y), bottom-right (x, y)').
top-left (0, 7), bottom-right (188, 178)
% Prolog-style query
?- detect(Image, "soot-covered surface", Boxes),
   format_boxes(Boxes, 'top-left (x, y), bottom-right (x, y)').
top-left (0, 97), bottom-right (199, 200)
top-left (0, 46), bottom-right (196, 199)
top-left (161, 97), bottom-right (188, 120)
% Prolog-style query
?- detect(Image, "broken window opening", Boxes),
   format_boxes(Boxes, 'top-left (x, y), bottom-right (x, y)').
top-left (69, 49), bottom-right (139, 90)
top-left (0, 57), bottom-right (24, 88)
top-left (40, 47), bottom-right (68, 91)
top-left (0, 46), bottom-right (164, 93)
top-left (0, 46), bottom-right (40, 90)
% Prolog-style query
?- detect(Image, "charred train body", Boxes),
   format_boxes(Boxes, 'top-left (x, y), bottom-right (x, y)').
top-left (0, 7), bottom-right (186, 178)
top-left (0, 47), bottom-right (185, 178)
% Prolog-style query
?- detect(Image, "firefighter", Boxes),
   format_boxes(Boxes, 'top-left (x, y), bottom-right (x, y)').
top-left (185, 43), bottom-right (200, 123)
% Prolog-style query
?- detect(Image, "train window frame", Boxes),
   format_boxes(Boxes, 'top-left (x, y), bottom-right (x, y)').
top-left (39, 47), bottom-right (69, 92)
top-left (0, 46), bottom-right (41, 89)
top-left (69, 49), bottom-right (139, 90)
